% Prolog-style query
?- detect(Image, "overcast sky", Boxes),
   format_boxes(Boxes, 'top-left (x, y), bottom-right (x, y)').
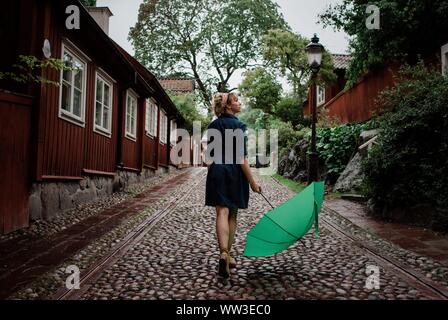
top-left (97, 0), bottom-right (349, 89)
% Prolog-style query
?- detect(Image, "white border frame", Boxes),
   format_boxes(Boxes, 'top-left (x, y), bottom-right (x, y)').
top-left (125, 89), bottom-right (138, 141)
top-left (145, 98), bottom-right (158, 138)
top-left (93, 70), bottom-right (114, 138)
top-left (316, 85), bottom-right (326, 107)
top-left (170, 119), bottom-right (177, 146)
top-left (159, 108), bottom-right (167, 145)
top-left (58, 42), bottom-right (88, 127)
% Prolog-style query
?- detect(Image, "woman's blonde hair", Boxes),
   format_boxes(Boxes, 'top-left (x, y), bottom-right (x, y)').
top-left (212, 92), bottom-right (238, 117)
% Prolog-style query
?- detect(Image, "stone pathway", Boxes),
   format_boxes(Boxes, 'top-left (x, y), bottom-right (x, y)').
top-left (76, 170), bottom-right (441, 300)
top-left (4, 168), bottom-right (448, 300)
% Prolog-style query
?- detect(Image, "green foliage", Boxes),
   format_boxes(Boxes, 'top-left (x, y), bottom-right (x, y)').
top-left (273, 174), bottom-right (306, 193)
top-left (239, 67), bottom-right (282, 115)
top-left (0, 55), bottom-right (69, 86)
top-left (238, 105), bottom-right (307, 158)
top-left (273, 94), bottom-right (303, 126)
top-left (316, 121), bottom-right (375, 183)
top-left (261, 29), bottom-right (336, 98)
top-left (239, 67), bottom-right (307, 126)
top-left (168, 92), bottom-right (207, 134)
top-left (79, 0), bottom-right (97, 6)
top-left (129, 0), bottom-right (288, 108)
top-left (361, 63), bottom-right (448, 230)
top-left (320, 0), bottom-right (448, 87)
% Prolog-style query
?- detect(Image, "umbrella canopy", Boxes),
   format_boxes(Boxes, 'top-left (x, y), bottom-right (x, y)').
top-left (243, 181), bottom-right (325, 257)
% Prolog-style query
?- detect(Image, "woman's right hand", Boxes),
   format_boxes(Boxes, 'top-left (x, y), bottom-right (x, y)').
top-left (250, 182), bottom-right (262, 194)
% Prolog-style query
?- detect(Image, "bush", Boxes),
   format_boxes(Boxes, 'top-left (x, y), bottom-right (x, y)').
top-left (362, 63), bottom-right (448, 231)
top-left (315, 121), bottom-right (374, 184)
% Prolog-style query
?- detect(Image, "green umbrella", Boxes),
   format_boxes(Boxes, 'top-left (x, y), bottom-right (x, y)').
top-left (243, 181), bottom-right (325, 257)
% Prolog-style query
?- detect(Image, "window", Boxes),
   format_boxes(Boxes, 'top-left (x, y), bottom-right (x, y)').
top-left (317, 85), bottom-right (325, 106)
top-left (442, 43), bottom-right (448, 76)
top-left (59, 44), bottom-right (87, 125)
top-left (145, 99), bottom-right (158, 137)
top-left (170, 120), bottom-right (177, 145)
top-left (94, 72), bottom-right (113, 136)
top-left (125, 91), bottom-right (138, 140)
top-left (160, 109), bottom-right (168, 144)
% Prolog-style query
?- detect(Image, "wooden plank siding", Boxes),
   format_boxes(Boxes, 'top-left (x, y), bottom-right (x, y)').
top-left (36, 3), bottom-right (141, 178)
top-left (143, 135), bottom-right (158, 169)
top-left (120, 95), bottom-right (145, 171)
top-left (83, 79), bottom-right (119, 174)
top-left (0, 91), bottom-right (33, 234)
top-left (324, 64), bottom-right (399, 123)
top-left (158, 144), bottom-right (168, 167)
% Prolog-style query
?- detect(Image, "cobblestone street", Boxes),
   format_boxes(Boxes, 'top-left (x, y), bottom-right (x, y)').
top-left (2, 168), bottom-right (448, 300)
top-left (48, 168), bottom-right (448, 300)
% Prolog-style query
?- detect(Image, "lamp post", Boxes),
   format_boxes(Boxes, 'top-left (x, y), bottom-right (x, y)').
top-left (305, 34), bottom-right (324, 184)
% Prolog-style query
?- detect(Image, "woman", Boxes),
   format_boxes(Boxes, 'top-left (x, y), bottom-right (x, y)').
top-left (205, 92), bottom-right (261, 278)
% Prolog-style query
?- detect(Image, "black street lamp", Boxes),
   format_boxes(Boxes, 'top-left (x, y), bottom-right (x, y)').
top-left (305, 34), bottom-right (324, 183)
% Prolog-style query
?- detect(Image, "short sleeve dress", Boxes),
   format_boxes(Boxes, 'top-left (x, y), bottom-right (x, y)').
top-left (205, 113), bottom-right (249, 209)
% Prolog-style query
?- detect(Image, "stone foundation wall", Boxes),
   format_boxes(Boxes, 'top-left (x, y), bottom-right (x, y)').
top-left (28, 166), bottom-right (170, 221)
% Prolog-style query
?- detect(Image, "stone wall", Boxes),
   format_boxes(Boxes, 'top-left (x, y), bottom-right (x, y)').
top-left (28, 167), bottom-right (170, 221)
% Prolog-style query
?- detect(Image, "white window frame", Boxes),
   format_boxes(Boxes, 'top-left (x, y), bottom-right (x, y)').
top-left (125, 90), bottom-right (138, 141)
top-left (93, 70), bottom-right (114, 137)
top-left (316, 85), bottom-right (326, 106)
top-left (145, 99), bottom-right (158, 138)
top-left (441, 43), bottom-right (448, 76)
top-left (59, 43), bottom-right (88, 127)
top-left (160, 109), bottom-right (168, 144)
top-left (170, 119), bottom-right (177, 146)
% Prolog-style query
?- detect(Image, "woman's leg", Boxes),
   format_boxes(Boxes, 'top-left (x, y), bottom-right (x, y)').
top-left (228, 209), bottom-right (237, 252)
top-left (215, 206), bottom-right (230, 253)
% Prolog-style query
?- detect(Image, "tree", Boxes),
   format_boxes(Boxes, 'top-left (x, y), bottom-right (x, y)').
top-left (79, 0), bottom-right (97, 6)
top-left (320, 0), bottom-right (448, 87)
top-left (239, 67), bottom-right (282, 116)
top-left (168, 92), bottom-right (207, 134)
top-left (261, 29), bottom-right (336, 100)
top-left (274, 94), bottom-right (303, 127)
top-left (129, 0), bottom-right (288, 111)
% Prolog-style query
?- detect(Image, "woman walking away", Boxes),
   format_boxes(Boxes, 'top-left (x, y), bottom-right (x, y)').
top-left (205, 92), bottom-right (261, 278)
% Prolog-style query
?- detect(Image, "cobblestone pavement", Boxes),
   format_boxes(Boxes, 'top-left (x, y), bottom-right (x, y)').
top-left (73, 169), bottom-right (446, 300)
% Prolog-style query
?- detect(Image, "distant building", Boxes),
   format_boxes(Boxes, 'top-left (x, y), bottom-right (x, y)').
top-left (158, 78), bottom-right (196, 95)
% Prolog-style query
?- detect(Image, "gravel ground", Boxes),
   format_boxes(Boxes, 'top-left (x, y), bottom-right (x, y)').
top-left (76, 171), bottom-right (434, 300)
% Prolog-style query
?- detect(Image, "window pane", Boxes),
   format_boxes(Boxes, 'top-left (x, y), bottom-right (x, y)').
top-left (104, 84), bottom-right (110, 106)
top-left (73, 61), bottom-right (83, 90)
top-left (103, 107), bottom-right (109, 130)
top-left (126, 114), bottom-right (131, 133)
top-left (63, 53), bottom-right (73, 82)
top-left (95, 102), bottom-right (102, 126)
top-left (73, 88), bottom-right (82, 117)
top-left (96, 78), bottom-right (103, 102)
top-left (61, 82), bottom-right (71, 111)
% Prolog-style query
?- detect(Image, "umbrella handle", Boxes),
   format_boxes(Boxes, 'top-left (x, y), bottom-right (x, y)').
top-left (260, 192), bottom-right (275, 209)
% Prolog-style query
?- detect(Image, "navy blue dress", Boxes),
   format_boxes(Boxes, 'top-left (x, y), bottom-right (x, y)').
top-left (205, 113), bottom-right (249, 209)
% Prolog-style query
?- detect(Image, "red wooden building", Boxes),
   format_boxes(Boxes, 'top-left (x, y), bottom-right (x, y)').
top-left (0, 0), bottom-right (186, 234)
top-left (304, 50), bottom-right (446, 124)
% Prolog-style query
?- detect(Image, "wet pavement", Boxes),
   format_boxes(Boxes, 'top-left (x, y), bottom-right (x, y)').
top-left (326, 199), bottom-right (448, 266)
top-left (2, 168), bottom-right (448, 300)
